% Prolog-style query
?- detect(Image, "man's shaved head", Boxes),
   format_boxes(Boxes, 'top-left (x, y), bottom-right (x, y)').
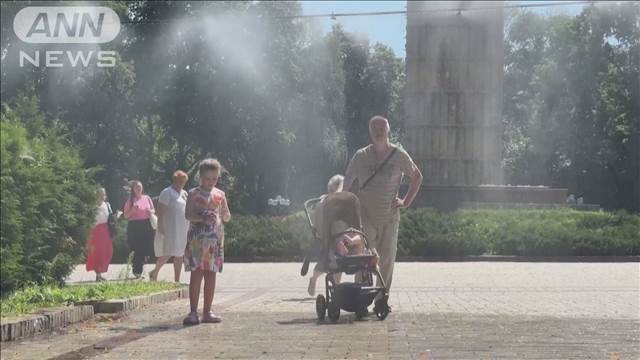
top-left (369, 115), bottom-right (390, 144)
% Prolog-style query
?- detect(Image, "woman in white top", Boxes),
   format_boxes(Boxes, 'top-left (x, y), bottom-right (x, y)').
top-left (85, 188), bottom-right (114, 281)
top-left (149, 171), bottom-right (190, 282)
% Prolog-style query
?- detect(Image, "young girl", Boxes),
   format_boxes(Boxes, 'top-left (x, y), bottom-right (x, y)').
top-left (183, 159), bottom-right (231, 325)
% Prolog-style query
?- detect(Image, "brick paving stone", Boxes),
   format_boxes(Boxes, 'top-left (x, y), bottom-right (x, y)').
top-left (1, 262), bottom-right (638, 359)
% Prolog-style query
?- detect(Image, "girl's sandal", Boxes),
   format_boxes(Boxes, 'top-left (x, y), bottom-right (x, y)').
top-left (201, 312), bottom-right (222, 323)
top-left (182, 312), bottom-right (200, 326)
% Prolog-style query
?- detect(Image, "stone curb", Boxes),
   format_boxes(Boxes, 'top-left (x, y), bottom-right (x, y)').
top-left (396, 255), bottom-right (640, 262)
top-left (1, 305), bottom-right (94, 342)
top-left (0, 287), bottom-right (188, 342)
top-left (92, 287), bottom-right (189, 313)
top-left (225, 255), bottom-right (640, 263)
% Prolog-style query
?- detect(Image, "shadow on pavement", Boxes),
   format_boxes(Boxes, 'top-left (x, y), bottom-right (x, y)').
top-left (281, 297), bottom-right (315, 303)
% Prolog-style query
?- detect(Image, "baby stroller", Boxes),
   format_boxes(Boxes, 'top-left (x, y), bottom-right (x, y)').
top-left (301, 191), bottom-right (390, 322)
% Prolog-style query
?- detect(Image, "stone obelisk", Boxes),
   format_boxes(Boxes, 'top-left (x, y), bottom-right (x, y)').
top-left (405, 1), bottom-right (504, 188)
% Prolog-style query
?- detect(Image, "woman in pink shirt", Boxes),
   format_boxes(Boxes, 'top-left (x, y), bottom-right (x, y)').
top-left (123, 180), bottom-right (156, 278)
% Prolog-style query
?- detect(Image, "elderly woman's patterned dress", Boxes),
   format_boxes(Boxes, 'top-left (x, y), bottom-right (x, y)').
top-left (184, 187), bottom-right (226, 272)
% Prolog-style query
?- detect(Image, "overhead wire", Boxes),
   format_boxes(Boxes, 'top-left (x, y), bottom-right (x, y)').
top-left (119, 1), bottom-right (606, 24)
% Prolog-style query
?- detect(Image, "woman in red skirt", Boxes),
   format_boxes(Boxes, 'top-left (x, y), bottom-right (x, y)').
top-left (86, 187), bottom-right (114, 281)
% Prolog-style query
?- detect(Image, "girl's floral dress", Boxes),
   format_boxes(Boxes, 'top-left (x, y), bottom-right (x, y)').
top-left (184, 187), bottom-right (226, 272)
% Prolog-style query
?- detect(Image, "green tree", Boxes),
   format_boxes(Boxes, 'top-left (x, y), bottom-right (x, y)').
top-left (1, 95), bottom-right (96, 293)
top-left (1, 1), bottom-right (406, 217)
top-left (503, 3), bottom-right (639, 211)
top-left (330, 25), bottom-right (406, 157)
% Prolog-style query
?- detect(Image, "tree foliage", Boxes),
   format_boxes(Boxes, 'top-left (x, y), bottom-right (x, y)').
top-left (1, 95), bottom-right (96, 293)
top-left (503, 3), bottom-right (640, 211)
top-left (0, 1), bottom-right (637, 281)
top-left (1, 1), bottom-right (406, 214)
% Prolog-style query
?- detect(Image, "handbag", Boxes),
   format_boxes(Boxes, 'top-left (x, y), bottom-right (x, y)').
top-left (146, 196), bottom-right (158, 230)
top-left (149, 211), bottom-right (158, 230)
top-left (106, 202), bottom-right (117, 238)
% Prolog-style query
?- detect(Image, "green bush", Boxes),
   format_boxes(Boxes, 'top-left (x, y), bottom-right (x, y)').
top-left (397, 208), bottom-right (495, 256)
top-left (1, 96), bottom-right (96, 294)
top-left (222, 208), bottom-right (639, 259)
top-left (398, 209), bottom-right (640, 257)
top-left (225, 212), bottom-right (312, 259)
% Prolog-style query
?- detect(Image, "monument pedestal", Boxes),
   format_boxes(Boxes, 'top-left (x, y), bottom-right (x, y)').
top-left (405, 185), bottom-right (568, 212)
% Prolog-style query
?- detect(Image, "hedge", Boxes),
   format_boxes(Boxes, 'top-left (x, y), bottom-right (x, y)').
top-left (108, 208), bottom-right (639, 263)
top-left (398, 208), bottom-right (639, 257)
top-left (222, 208), bottom-right (639, 258)
top-left (110, 211), bottom-right (314, 263)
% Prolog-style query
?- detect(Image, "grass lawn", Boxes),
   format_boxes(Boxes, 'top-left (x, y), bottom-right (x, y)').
top-left (1, 281), bottom-right (184, 318)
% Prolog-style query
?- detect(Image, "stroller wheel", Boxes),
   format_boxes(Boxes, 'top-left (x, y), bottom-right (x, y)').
top-left (374, 298), bottom-right (390, 320)
top-left (355, 306), bottom-right (368, 319)
top-left (316, 295), bottom-right (326, 320)
top-left (328, 301), bottom-right (340, 322)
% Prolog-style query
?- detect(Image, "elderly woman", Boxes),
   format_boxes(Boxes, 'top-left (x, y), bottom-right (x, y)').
top-left (85, 187), bottom-right (114, 281)
top-left (149, 171), bottom-right (189, 282)
top-left (307, 174), bottom-right (344, 296)
top-left (123, 180), bottom-right (156, 278)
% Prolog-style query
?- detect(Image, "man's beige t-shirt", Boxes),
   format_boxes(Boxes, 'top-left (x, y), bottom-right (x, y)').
top-left (347, 144), bottom-right (416, 224)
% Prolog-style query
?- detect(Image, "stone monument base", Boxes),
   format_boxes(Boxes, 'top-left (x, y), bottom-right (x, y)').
top-left (406, 185), bottom-right (568, 212)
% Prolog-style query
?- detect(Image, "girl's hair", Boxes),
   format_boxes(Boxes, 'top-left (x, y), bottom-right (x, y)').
top-left (172, 170), bottom-right (189, 183)
top-left (198, 158), bottom-right (223, 175)
top-left (327, 174), bottom-right (344, 194)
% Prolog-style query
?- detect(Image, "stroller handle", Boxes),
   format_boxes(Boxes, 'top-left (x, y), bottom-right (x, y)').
top-left (300, 196), bottom-right (323, 277)
top-left (304, 196), bottom-right (324, 237)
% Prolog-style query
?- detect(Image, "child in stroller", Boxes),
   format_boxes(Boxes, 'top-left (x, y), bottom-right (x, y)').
top-left (302, 191), bottom-right (391, 322)
top-left (331, 220), bottom-right (364, 257)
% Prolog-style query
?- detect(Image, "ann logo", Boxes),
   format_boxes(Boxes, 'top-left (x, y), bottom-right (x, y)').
top-left (13, 7), bottom-right (120, 67)
top-left (27, 12), bottom-right (105, 38)
top-left (14, 7), bottom-right (120, 44)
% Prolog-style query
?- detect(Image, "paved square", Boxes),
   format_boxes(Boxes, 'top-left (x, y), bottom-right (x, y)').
top-left (2, 262), bottom-right (638, 359)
